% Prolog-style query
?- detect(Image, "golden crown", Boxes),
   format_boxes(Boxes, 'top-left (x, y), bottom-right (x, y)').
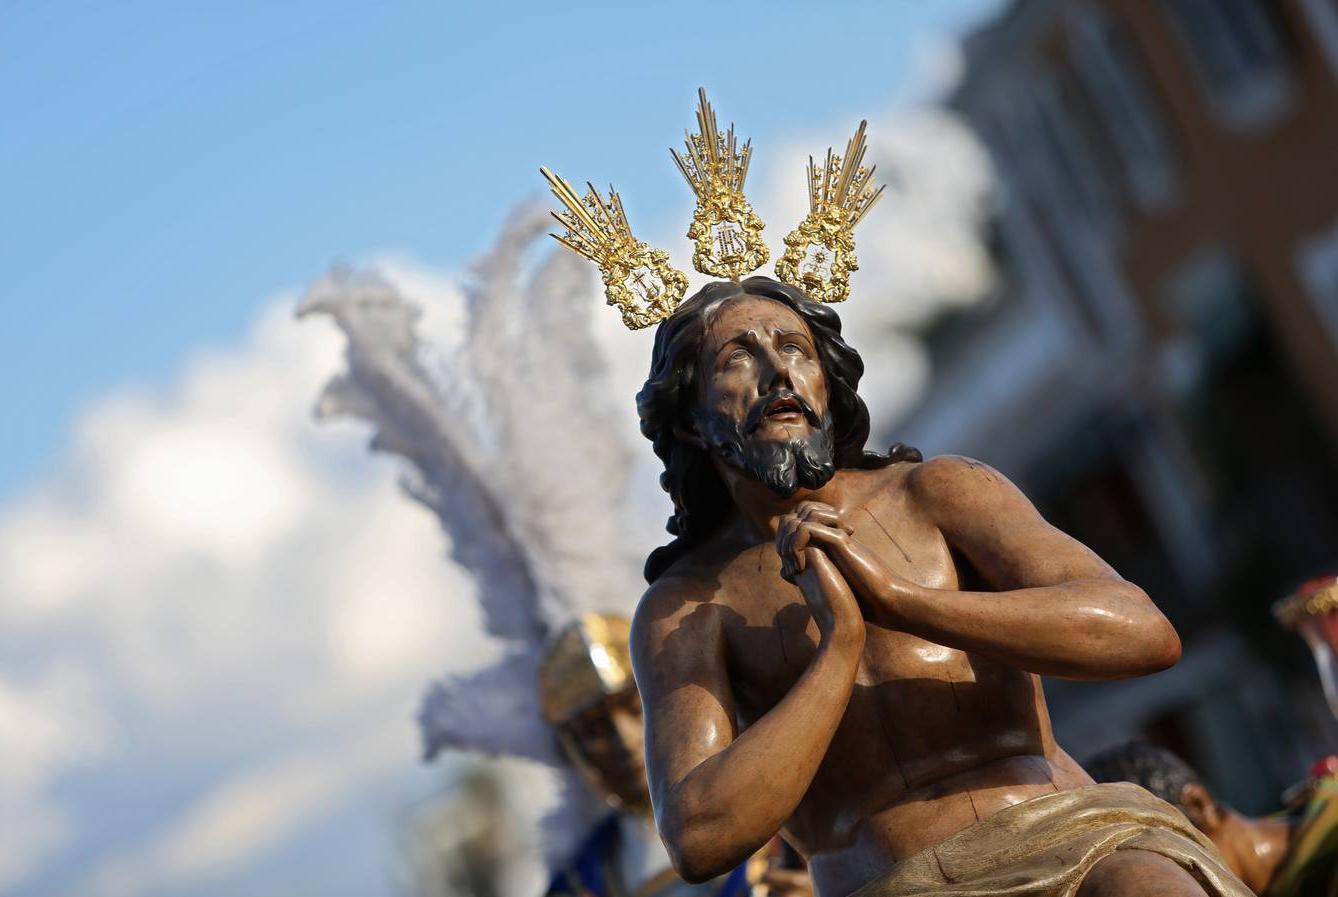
top-left (541, 89), bottom-right (885, 329)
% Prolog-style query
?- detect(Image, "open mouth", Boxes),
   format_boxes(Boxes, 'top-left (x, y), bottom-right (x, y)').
top-left (763, 396), bottom-right (804, 421)
top-left (744, 391), bottom-right (815, 434)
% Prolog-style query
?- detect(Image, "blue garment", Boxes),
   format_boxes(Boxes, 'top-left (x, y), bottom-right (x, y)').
top-left (546, 816), bottom-right (753, 897)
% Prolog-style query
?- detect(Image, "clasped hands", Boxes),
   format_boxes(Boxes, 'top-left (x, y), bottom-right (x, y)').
top-left (776, 501), bottom-right (917, 630)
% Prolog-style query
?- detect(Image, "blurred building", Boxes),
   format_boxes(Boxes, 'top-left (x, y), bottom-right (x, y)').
top-left (889, 0), bottom-right (1338, 811)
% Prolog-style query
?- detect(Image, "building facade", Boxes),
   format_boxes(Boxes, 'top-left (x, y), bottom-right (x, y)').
top-left (891, 0), bottom-right (1338, 810)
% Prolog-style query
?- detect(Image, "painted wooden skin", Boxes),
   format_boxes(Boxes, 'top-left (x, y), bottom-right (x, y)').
top-left (631, 297), bottom-right (1200, 897)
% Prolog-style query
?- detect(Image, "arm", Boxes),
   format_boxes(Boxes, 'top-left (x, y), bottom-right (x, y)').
top-left (780, 456), bottom-right (1180, 680)
top-left (630, 551), bottom-right (862, 882)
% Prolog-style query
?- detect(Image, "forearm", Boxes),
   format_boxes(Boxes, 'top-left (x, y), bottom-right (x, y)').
top-left (660, 631), bottom-right (861, 881)
top-left (882, 577), bottom-right (1180, 680)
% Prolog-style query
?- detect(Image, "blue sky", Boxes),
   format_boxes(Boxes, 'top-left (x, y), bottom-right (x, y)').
top-left (1, 0), bottom-right (1001, 499)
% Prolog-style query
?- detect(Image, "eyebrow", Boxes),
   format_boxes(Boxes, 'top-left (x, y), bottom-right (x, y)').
top-left (713, 329), bottom-right (761, 351)
top-left (712, 326), bottom-right (813, 353)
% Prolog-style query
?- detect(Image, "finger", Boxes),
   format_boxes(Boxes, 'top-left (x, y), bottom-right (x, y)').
top-left (798, 502), bottom-right (853, 534)
top-left (789, 522), bottom-right (812, 558)
top-left (775, 515), bottom-right (797, 559)
top-left (797, 521), bottom-right (848, 549)
top-left (791, 548), bottom-right (820, 585)
top-left (803, 545), bottom-right (833, 570)
top-left (795, 501), bottom-right (834, 522)
top-left (806, 507), bottom-right (842, 528)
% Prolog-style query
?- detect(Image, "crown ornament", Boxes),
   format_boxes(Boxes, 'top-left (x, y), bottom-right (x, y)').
top-left (672, 88), bottom-right (769, 280)
top-left (774, 120), bottom-right (886, 304)
top-left (541, 89), bottom-right (884, 329)
top-left (540, 167), bottom-right (690, 330)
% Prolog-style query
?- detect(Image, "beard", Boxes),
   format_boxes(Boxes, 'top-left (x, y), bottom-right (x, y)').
top-left (697, 390), bottom-right (837, 496)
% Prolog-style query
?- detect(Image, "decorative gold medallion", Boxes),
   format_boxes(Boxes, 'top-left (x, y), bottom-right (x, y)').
top-left (774, 120), bottom-right (886, 303)
top-left (671, 88), bottom-right (768, 280)
top-left (540, 167), bottom-right (689, 330)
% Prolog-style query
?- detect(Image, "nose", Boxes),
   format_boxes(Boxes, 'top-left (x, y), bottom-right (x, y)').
top-left (757, 346), bottom-right (794, 395)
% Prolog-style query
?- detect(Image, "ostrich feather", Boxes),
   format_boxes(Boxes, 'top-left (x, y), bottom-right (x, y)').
top-left (298, 266), bottom-right (544, 642)
top-left (303, 207), bottom-right (648, 871)
top-left (493, 240), bottom-right (641, 627)
top-left (418, 649), bottom-right (561, 766)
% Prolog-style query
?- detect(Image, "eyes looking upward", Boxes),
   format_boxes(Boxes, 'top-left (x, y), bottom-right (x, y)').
top-left (718, 330), bottom-right (813, 373)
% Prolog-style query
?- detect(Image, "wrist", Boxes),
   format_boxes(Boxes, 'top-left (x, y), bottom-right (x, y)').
top-left (874, 578), bottom-right (924, 630)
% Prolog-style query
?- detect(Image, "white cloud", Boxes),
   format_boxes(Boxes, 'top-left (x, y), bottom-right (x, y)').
top-left (0, 277), bottom-right (491, 895)
top-left (0, 663), bottom-right (110, 891)
top-left (85, 720), bottom-right (407, 897)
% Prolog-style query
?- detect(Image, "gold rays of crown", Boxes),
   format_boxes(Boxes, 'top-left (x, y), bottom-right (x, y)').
top-left (540, 89), bottom-right (885, 329)
top-left (774, 120), bottom-right (886, 304)
top-left (539, 168), bottom-right (689, 330)
top-left (671, 87), bottom-right (769, 280)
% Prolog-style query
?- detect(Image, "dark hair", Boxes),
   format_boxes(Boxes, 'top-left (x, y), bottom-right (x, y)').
top-left (636, 276), bottom-right (921, 582)
top-left (1084, 741), bottom-right (1203, 809)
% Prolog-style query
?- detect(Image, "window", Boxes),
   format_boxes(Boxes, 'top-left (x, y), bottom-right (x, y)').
top-left (983, 76), bottom-right (1140, 343)
top-left (1029, 77), bottom-right (1121, 234)
top-left (1297, 219), bottom-right (1338, 350)
top-left (1068, 8), bottom-right (1178, 211)
top-left (1165, 0), bottom-right (1292, 129)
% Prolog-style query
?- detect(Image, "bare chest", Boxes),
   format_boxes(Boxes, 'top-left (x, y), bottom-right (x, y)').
top-left (716, 516), bottom-right (1048, 789)
top-left (719, 514), bottom-right (965, 710)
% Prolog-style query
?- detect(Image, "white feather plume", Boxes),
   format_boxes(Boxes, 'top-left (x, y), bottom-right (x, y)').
top-left (298, 266), bottom-right (544, 642)
top-left (461, 205), bottom-right (640, 626)
top-left (303, 205), bottom-right (646, 866)
top-left (417, 649), bottom-right (560, 765)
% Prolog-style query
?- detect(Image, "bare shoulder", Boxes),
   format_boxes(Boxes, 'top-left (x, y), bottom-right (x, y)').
top-left (903, 454), bottom-right (1031, 523)
top-left (902, 454), bottom-right (1122, 588)
top-left (632, 559), bottom-right (727, 654)
top-left (636, 572), bottom-right (713, 624)
top-left (631, 565), bottom-right (735, 699)
top-left (905, 453), bottom-right (1008, 494)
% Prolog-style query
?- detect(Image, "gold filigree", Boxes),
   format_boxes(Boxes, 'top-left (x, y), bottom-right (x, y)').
top-left (671, 88), bottom-right (768, 280)
top-left (774, 120), bottom-right (886, 303)
top-left (1275, 579), bottom-right (1338, 630)
top-left (542, 91), bottom-right (885, 327)
top-left (540, 167), bottom-right (689, 330)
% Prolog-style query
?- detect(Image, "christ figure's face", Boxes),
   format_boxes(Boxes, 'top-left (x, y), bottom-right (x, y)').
top-left (692, 295), bottom-right (836, 495)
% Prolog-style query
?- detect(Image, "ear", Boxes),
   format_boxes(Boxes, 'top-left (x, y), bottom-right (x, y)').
top-left (673, 417), bottom-right (706, 450)
top-left (1180, 782), bottom-right (1224, 834)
